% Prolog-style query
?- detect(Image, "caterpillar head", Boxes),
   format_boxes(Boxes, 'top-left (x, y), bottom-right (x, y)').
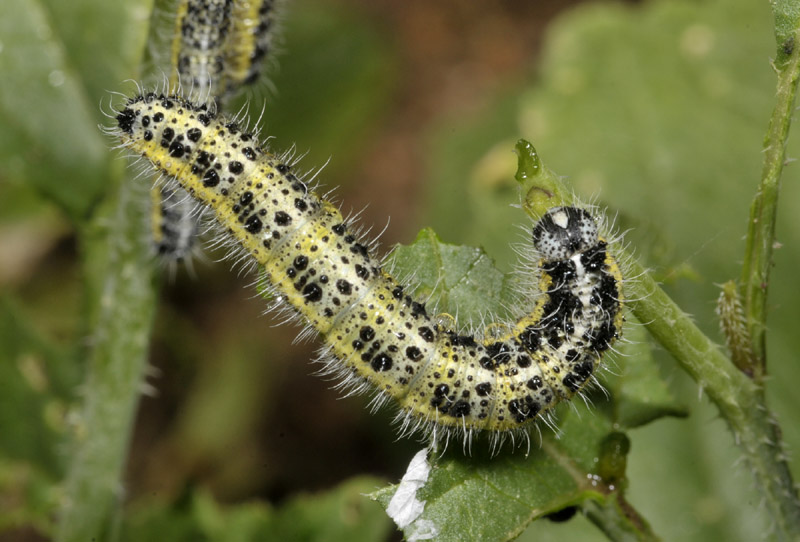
top-left (532, 206), bottom-right (599, 263)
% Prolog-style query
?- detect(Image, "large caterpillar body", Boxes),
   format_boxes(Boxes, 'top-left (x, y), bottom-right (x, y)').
top-left (113, 92), bottom-right (623, 441)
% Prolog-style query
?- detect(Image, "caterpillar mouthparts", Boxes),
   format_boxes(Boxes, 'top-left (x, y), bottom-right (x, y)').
top-left (111, 91), bottom-right (623, 444)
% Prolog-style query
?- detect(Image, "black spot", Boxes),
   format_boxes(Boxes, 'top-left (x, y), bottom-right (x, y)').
top-left (244, 215), bottom-right (263, 234)
top-left (195, 150), bottom-right (212, 168)
top-left (547, 333), bottom-right (563, 350)
top-left (371, 353), bottom-right (393, 372)
top-left (508, 396), bottom-right (541, 423)
top-left (581, 241), bottom-right (607, 272)
top-left (187, 128), bottom-right (202, 142)
top-left (229, 161), bottom-right (244, 174)
top-left (565, 349), bottom-right (580, 362)
top-left (410, 302), bottom-right (428, 318)
top-left (332, 224), bottom-right (345, 235)
top-left (517, 355), bottom-right (532, 368)
top-left (448, 333), bottom-right (477, 348)
top-left (526, 376), bottom-right (543, 390)
top-left (293, 255), bottom-right (308, 270)
top-left (784, 37), bottom-right (795, 56)
top-left (475, 383), bottom-right (492, 397)
top-left (562, 361), bottom-right (594, 392)
top-left (405, 346), bottom-right (423, 361)
top-left (295, 198), bottom-right (308, 211)
top-left (449, 401), bottom-right (471, 418)
top-left (153, 111), bottom-right (165, 123)
top-left (545, 507), bottom-right (578, 523)
top-left (116, 108), bottom-right (136, 133)
top-left (302, 283), bottom-right (322, 302)
top-left (336, 279), bottom-right (352, 295)
top-left (588, 320), bottom-right (617, 353)
top-left (360, 326), bottom-right (375, 342)
top-left (434, 384), bottom-right (449, 397)
top-left (162, 127), bottom-right (175, 141)
top-left (203, 169), bottom-right (220, 187)
top-left (350, 243), bottom-right (368, 257)
top-left (274, 211), bottom-right (291, 226)
top-left (293, 276), bottom-right (307, 291)
top-left (355, 265), bottom-right (369, 280)
top-left (418, 327), bottom-right (434, 342)
top-left (243, 147), bottom-right (257, 160)
top-left (486, 342), bottom-right (512, 366)
top-left (168, 140), bottom-right (185, 158)
top-left (239, 191), bottom-right (253, 206)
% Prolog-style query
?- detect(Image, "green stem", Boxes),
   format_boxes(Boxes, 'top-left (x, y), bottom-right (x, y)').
top-left (626, 262), bottom-right (800, 540)
top-left (56, 168), bottom-right (158, 542)
top-left (583, 494), bottom-right (659, 542)
top-left (740, 20), bottom-right (800, 376)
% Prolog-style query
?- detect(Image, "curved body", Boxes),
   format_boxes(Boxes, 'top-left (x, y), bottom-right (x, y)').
top-left (115, 92), bottom-right (624, 437)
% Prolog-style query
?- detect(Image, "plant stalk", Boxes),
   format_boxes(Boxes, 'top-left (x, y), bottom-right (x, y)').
top-left (627, 264), bottom-right (800, 540)
top-left (740, 21), bottom-right (800, 377)
top-left (56, 170), bottom-right (157, 542)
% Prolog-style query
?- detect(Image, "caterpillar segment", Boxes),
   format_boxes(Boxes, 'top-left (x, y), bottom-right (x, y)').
top-left (225, 0), bottom-right (279, 91)
top-left (170, 0), bottom-right (234, 99)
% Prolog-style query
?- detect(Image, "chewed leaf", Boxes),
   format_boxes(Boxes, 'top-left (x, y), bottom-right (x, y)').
top-left (371, 401), bottom-right (655, 542)
top-left (387, 228), bottom-right (516, 325)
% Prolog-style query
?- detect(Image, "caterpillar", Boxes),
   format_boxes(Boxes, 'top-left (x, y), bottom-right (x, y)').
top-left (150, 185), bottom-right (201, 265)
top-left (169, 0), bottom-right (279, 100)
top-left (154, 0), bottom-right (280, 265)
top-left (111, 91), bottom-right (624, 444)
top-left (224, 0), bottom-right (280, 92)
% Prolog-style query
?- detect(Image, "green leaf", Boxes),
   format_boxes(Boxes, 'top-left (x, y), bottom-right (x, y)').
top-left (387, 228), bottom-right (516, 323)
top-left (371, 406), bottom-right (655, 542)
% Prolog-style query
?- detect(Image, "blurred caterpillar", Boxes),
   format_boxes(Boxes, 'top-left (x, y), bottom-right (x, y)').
top-left (112, 92), bottom-right (624, 445)
top-left (150, 186), bottom-right (200, 265)
top-left (224, 0), bottom-right (280, 92)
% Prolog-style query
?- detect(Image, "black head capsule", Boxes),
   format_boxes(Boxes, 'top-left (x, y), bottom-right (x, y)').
top-left (532, 206), bottom-right (599, 262)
